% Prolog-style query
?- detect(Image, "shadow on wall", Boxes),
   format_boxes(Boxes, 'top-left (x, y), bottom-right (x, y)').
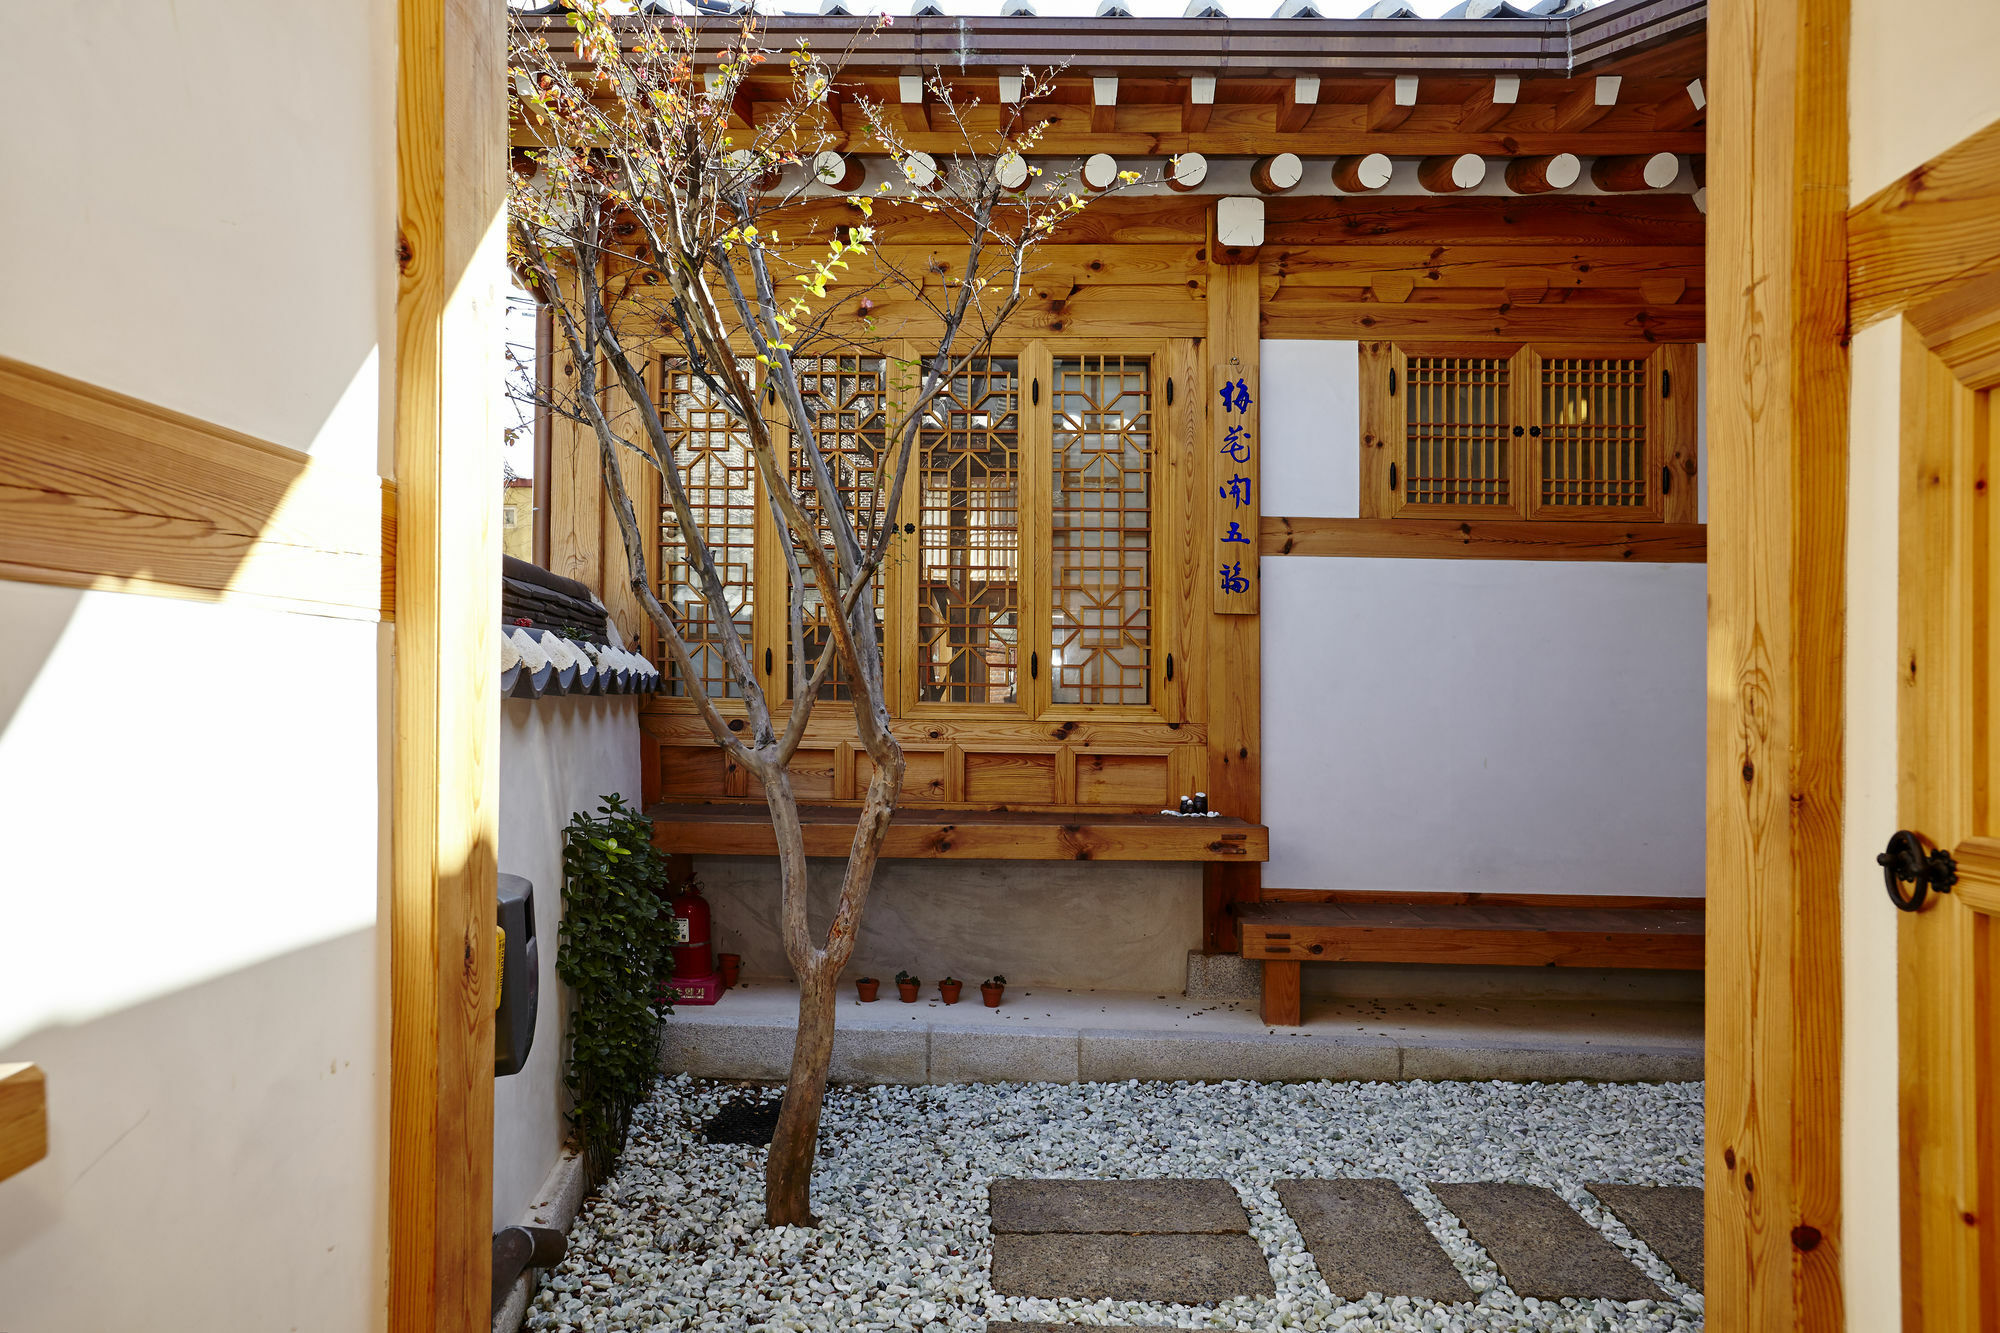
top-left (0, 928), bottom-right (384, 1332)
top-left (0, 585), bottom-right (81, 740)
top-left (694, 856), bottom-right (1202, 995)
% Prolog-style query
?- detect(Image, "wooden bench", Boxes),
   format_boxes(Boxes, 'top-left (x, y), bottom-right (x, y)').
top-left (648, 801), bottom-right (1270, 862)
top-left (1237, 892), bottom-right (1705, 1025)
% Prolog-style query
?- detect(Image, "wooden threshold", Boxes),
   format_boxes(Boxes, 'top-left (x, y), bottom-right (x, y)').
top-left (1261, 515), bottom-right (1707, 562)
top-left (647, 802), bottom-right (1269, 862)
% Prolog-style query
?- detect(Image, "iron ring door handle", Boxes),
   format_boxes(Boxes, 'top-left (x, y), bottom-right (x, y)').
top-left (1878, 829), bottom-right (1959, 913)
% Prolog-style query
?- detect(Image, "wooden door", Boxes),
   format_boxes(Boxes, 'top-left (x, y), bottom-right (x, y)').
top-left (1898, 306), bottom-right (2000, 1331)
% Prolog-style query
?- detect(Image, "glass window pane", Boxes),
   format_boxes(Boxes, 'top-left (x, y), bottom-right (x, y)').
top-left (1540, 357), bottom-right (1649, 508)
top-left (916, 358), bottom-right (1020, 705)
top-left (1405, 356), bottom-right (1511, 507)
top-left (789, 355), bottom-right (890, 701)
top-left (658, 358), bottom-right (757, 699)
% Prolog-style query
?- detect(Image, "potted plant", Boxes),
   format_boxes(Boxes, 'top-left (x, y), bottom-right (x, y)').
top-left (980, 975), bottom-right (1007, 1008)
top-left (938, 976), bottom-right (962, 1005)
top-left (895, 970), bottom-right (920, 1003)
top-left (855, 976), bottom-right (879, 1003)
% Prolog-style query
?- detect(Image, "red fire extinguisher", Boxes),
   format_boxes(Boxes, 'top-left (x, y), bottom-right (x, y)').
top-left (670, 879), bottom-right (715, 981)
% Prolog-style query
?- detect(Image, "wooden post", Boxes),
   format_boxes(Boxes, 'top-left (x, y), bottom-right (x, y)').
top-left (1705, 0), bottom-right (1847, 1327)
top-left (390, 0), bottom-right (504, 1327)
top-left (1203, 224), bottom-right (1261, 954)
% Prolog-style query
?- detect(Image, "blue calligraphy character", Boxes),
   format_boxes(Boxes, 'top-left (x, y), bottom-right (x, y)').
top-left (1222, 521), bottom-right (1249, 545)
top-left (1218, 561), bottom-right (1250, 595)
top-left (1218, 474), bottom-right (1252, 508)
top-left (1218, 377), bottom-right (1253, 415)
top-left (1220, 422), bottom-right (1251, 463)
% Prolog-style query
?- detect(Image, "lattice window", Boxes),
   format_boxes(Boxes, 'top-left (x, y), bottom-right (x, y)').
top-left (1404, 356), bottom-right (1511, 507)
top-left (789, 355), bottom-right (890, 700)
top-left (916, 358), bottom-right (1020, 704)
top-left (1051, 355), bottom-right (1152, 706)
top-left (658, 358), bottom-right (757, 698)
top-left (1540, 357), bottom-right (1649, 508)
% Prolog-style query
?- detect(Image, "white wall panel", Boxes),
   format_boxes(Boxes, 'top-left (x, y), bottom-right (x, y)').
top-left (1261, 557), bottom-right (1705, 897)
top-left (1259, 341), bottom-right (1360, 519)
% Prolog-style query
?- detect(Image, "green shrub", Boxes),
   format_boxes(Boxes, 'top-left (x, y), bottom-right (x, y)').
top-left (559, 794), bottom-right (674, 1178)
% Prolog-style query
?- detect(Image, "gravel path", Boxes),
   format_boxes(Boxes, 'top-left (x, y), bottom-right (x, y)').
top-left (527, 1076), bottom-right (1704, 1333)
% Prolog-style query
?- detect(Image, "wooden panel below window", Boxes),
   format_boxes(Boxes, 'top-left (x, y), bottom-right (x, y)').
top-left (787, 748), bottom-right (838, 801)
top-left (1076, 752), bottom-right (1172, 809)
top-left (964, 751), bottom-right (1059, 805)
top-left (857, 747), bottom-right (951, 803)
top-left (662, 744), bottom-right (730, 798)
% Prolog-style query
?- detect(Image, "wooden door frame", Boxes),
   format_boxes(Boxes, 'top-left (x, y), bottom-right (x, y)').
top-left (389, 0), bottom-right (506, 1329)
top-left (1704, 0), bottom-right (1848, 1327)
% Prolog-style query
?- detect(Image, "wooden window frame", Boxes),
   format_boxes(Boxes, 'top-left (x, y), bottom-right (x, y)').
top-left (1362, 340), bottom-right (1698, 525)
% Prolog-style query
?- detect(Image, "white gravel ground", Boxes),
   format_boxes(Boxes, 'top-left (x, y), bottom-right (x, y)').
top-left (528, 1076), bottom-right (1704, 1333)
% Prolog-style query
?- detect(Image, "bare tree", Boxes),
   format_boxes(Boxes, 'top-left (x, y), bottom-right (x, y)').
top-left (508, 0), bottom-right (1120, 1225)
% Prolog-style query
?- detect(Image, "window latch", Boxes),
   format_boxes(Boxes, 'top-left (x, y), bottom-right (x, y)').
top-left (765, 647), bottom-right (773, 674)
top-left (1031, 378), bottom-right (1040, 405)
top-left (1528, 426), bottom-right (1542, 438)
top-left (1389, 461), bottom-right (1399, 491)
top-left (1030, 651), bottom-right (1039, 681)
top-left (1166, 377), bottom-right (1175, 406)
top-left (1165, 653), bottom-right (1174, 682)
top-left (1512, 425), bottom-right (1525, 437)
top-left (1661, 369), bottom-right (1672, 399)
top-left (1661, 465), bottom-right (1673, 496)
top-left (1388, 367), bottom-right (1398, 396)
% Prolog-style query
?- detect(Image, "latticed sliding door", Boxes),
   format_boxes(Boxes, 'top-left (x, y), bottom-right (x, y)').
top-left (1394, 352), bottom-right (1514, 516)
top-left (658, 357), bottom-right (758, 698)
top-left (1048, 353), bottom-right (1153, 709)
top-left (786, 354), bottom-right (892, 701)
top-left (1534, 353), bottom-right (1658, 519)
top-left (913, 357), bottom-right (1023, 708)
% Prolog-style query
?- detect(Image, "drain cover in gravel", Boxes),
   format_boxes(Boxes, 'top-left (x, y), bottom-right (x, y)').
top-left (989, 1178), bottom-right (1248, 1234)
top-left (1430, 1182), bottom-right (1663, 1301)
top-left (700, 1098), bottom-right (782, 1145)
top-left (990, 1233), bottom-right (1276, 1302)
top-left (1588, 1184), bottom-right (1704, 1287)
top-left (1275, 1178), bottom-right (1472, 1303)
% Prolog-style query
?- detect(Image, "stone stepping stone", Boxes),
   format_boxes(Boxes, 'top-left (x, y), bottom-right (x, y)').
top-left (1588, 1183), bottom-right (1704, 1288)
top-left (989, 1178), bottom-right (1249, 1234)
top-left (990, 1232), bottom-right (1276, 1303)
top-left (1430, 1182), bottom-right (1663, 1302)
top-left (1275, 1178), bottom-right (1472, 1303)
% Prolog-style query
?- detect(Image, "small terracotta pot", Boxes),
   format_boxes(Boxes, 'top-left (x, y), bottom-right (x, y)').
top-left (855, 978), bottom-right (879, 1002)
top-left (939, 980), bottom-right (962, 1005)
top-left (897, 981), bottom-right (920, 1003)
top-left (718, 953), bottom-right (741, 988)
top-left (980, 983), bottom-right (1004, 1008)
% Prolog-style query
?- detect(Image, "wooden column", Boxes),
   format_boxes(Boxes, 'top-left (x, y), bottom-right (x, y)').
top-left (390, 0), bottom-right (504, 1327)
top-left (1203, 237), bottom-right (1262, 954)
top-left (1705, 0), bottom-right (1847, 1327)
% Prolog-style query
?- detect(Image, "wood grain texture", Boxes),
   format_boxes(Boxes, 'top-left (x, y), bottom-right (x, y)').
top-left (1849, 112), bottom-right (2000, 331)
top-left (1261, 516), bottom-right (1706, 562)
top-left (1237, 901), bottom-right (1705, 969)
top-left (1260, 960), bottom-right (1301, 1026)
top-left (0, 1064), bottom-right (47, 1184)
top-left (1894, 319), bottom-right (1993, 1331)
top-left (389, 0), bottom-right (504, 1328)
top-left (0, 357), bottom-right (394, 621)
top-left (647, 802), bottom-right (1267, 861)
top-left (1704, 0), bottom-right (1848, 1326)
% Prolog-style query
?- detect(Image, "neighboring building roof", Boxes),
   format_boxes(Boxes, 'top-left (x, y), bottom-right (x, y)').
top-left (500, 556), bottom-right (663, 698)
top-left (517, 0), bottom-right (1702, 75)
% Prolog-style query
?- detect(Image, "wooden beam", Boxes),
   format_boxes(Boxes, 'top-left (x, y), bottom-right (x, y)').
top-left (1330, 153), bottom-right (1393, 193)
top-left (1552, 74), bottom-right (1621, 132)
top-left (1652, 77), bottom-right (1706, 131)
top-left (1849, 112), bottom-right (2000, 331)
top-left (1704, 0), bottom-right (1848, 1327)
top-left (898, 72), bottom-right (929, 131)
top-left (1366, 75), bottom-right (1418, 132)
top-left (1417, 153), bottom-right (1487, 193)
top-left (1277, 76), bottom-right (1319, 134)
top-left (1592, 152), bottom-right (1683, 192)
top-left (1091, 76), bottom-right (1118, 134)
top-left (1457, 75), bottom-right (1521, 133)
top-left (1640, 275), bottom-right (1689, 305)
top-left (0, 1064), bottom-right (47, 1184)
top-left (1182, 74), bottom-right (1215, 132)
top-left (1259, 960), bottom-right (1301, 1026)
top-left (1504, 153), bottom-right (1581, 195)
top-left (0, 357), bottom-right (395, 622)
top-left (1204, 236), bottom-right (1262, 952)
top-left (1257, 298), bottom-right (1704, 343)
top-left (1260, 516), bottom-right (1707, 562)
top-left (390, 0), bottom-right (503, 1328)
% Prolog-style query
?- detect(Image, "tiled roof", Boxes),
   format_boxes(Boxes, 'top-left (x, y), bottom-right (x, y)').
top-left (503, 626), bottom-right (663, 698)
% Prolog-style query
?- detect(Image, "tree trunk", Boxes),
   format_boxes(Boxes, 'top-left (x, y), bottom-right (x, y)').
top-left (765, 956), bottom-right (839, 1225)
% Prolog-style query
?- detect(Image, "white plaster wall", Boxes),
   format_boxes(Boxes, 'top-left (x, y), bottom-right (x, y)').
top-left (695, 858), bottom-right (1201, 994)
top-left (492, 698), bottom-right (642, 1229)
top-left (0, 582), bottom-right (387, 1333)
top-left (1838, 7), bottom-right (2000, 1322)
top-left (1260, 341), bottom-right (1361, 518)
top-left (1261, 558), bottom-right (1705, 895)
top-left (0, 1), bottom-right (396, 1328)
